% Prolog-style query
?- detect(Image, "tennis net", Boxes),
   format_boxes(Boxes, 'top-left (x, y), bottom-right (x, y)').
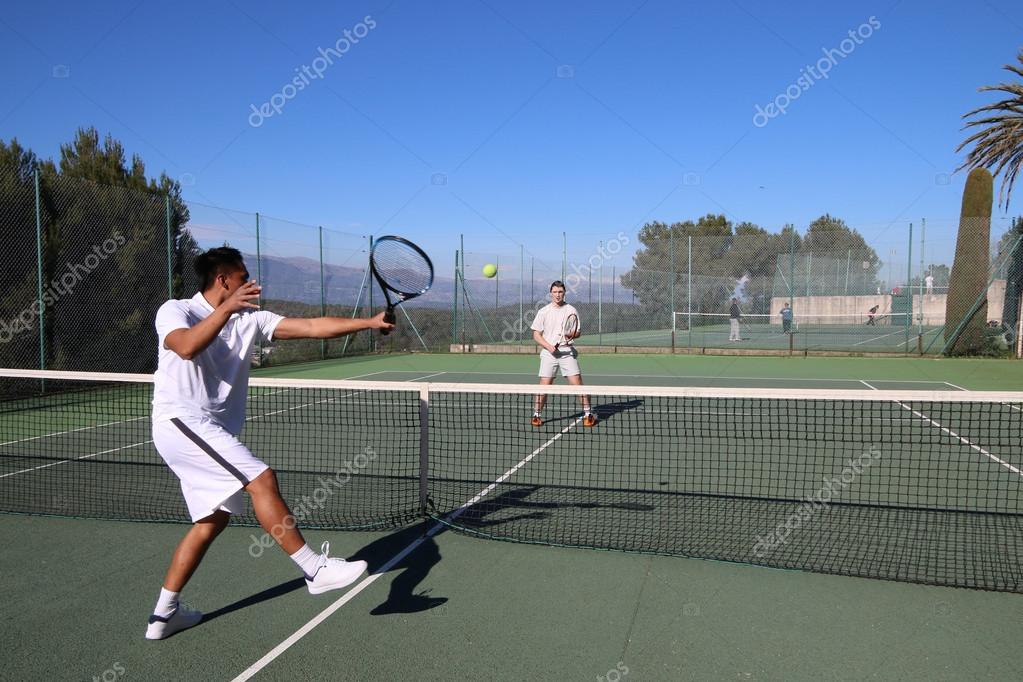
top-left (2, 369), bottom-right (1022, 592)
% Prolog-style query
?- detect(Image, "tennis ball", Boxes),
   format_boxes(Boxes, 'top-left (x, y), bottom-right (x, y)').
top-left (482, 263), bottom-right (497, 278)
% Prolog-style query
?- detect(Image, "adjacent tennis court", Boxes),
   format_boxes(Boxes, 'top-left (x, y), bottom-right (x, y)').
top-left (2, 353), bottom-right (1022, 679)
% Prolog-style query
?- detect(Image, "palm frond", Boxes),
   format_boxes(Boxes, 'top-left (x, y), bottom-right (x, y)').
top-left (958, 51), bottom-right (1023, 207)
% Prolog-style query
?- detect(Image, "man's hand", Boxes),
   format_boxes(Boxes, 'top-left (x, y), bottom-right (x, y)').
top-left (370, 310), bottom-right (395, 332)
top-left (219, 280), bottom-right (261, 315)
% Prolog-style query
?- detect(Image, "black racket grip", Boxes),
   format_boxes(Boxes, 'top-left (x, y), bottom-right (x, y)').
top-left (381, 306), bottom-right (396, 335)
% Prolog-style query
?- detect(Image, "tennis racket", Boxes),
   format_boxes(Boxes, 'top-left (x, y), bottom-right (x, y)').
top-left (554, 313), bottom-right (579, 352)
top-left (370, 236), bottom-right (434, 335)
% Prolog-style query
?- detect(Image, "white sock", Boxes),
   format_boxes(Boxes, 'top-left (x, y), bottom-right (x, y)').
top-left (290, 544), bottom-right (321, 577)
top-left (154, 587), bottom-right (179, 617)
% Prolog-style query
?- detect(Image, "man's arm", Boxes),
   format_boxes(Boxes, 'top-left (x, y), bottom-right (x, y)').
top-left (274, 312), bottom-right (392, 340)
top-left (164, 281), bottom-right (261, 360)
top-left (533, 329), bottom-right (557, 354)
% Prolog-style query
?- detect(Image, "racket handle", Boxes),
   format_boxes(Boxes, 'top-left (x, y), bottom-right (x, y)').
top-left (381, 307), bottom-right (396, 335)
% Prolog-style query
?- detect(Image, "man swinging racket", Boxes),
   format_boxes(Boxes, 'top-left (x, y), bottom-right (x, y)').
top-left (530, 280), bottom-right (597, 428)
top-left (145, 246), bottom-right (392, 640)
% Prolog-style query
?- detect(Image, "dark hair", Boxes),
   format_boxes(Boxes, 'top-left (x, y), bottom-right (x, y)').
top-left (195, 246), bottom-right (246, 291)
top-left (550, 280), bottom-right (566, 291)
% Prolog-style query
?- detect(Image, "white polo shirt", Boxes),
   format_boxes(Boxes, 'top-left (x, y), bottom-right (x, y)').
top-left (531, 302), bottom-right (580, 346)
top-left (152, 292), bottom-right (283, 435)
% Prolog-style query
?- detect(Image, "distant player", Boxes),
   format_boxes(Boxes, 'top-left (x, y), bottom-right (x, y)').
top-left (729, 298), bottom-right (742, 341)
top-left (145, 247), bottom-right (392, 640)
top-left (866, 304), bottom-right (879, 326)
top-left (925, 273), bottom-right (934, 295)
top-left (779, 302), bottom-right (793, 333)
top-left (530, 281), bottom-right (597, 427)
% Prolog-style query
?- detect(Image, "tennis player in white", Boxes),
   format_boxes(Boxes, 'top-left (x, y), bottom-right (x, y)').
top-left (145, 246), bottom-right (392, 640)
top-left (530, 280), bottom-right (596, 427)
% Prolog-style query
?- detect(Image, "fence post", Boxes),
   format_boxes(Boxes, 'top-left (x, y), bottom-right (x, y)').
top-left (319, 226), bottom-right (325, 360)
top-left (519, 245), bottom-right (524, 344)
top-left (165, 195), bottom-right (173, 299)
top-left (687, 235), bottom-right (692, 349)
top-left (598, 241), bottom-right (603, 345)
top-left (34, 169), bottom-right (45, 373)
top-left (669, 228), bottom-right (675, 332)
top-left (905, 222), bottom-right (913, 353)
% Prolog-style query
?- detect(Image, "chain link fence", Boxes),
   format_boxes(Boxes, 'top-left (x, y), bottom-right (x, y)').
top-left (3, 166), bottom-right (1017, 367)
top-left (452, 219), bottom-right (1018, 356)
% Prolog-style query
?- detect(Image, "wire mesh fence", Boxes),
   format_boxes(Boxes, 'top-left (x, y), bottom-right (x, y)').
top-left (2, 164), bottom-right (1019, 368)
top-left (453, 218), bottom-right (1021, 356)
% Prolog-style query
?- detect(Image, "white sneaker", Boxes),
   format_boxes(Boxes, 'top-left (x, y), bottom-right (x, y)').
top-left (306, 541), bottom-right (367, 595)
top-left (145, 603), bottom-right (203, 640)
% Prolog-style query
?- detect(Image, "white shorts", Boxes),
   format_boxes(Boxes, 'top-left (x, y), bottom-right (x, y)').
top-left (152, 416), bottom-right (269, 522)
top-left (538, 347), bottom-right (581, 378)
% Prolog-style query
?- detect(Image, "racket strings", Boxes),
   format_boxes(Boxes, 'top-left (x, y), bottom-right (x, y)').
top-left (372, 241), bottom-right (433, 295)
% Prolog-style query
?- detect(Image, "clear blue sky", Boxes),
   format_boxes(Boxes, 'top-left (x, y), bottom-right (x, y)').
top-left (2, 0), bottom-right (1021, 275)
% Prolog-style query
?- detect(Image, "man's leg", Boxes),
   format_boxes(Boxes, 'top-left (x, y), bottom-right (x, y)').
top-left (565, 374), bottom-right (592, 414)
top-left (246, 468), bottom-right (367, 594)
top-left (161, 510), bottom-right (231, 591)
top-left (147, 510), bottom-right (230, 639)
top-left (246, 468), bottom-right (305, 553)
top-left (536, 376), bottom-right (552, 419)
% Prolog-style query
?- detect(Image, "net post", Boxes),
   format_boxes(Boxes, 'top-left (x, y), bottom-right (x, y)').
top-left (418, 384), bottom-right (430, 515)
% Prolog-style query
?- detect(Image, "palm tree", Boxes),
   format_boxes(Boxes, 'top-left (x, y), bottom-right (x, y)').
top-left (957, 51), bottom-right (1023, 208)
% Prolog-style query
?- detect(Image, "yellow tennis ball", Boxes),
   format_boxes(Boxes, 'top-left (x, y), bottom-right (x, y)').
top-left (482, 263), bottom-right (497, 278)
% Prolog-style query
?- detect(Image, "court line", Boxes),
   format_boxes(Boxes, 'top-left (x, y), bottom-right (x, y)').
top-left (944, 382), bottom-right (968, 391)
top-left (0, 415), bottom-right (147, 448)
top-left (230, 418), bottom-right (581, 681)
top-left (850, 329), bottom-right (905, 347)
top-left (1, 386), bottom-right (371, 480)
top-left (0, 440), bottom-right (151, 479)
top-left (895, 402), bottom-right (1023, 477)
top-left (863, 379), bottom-right (1021, 477)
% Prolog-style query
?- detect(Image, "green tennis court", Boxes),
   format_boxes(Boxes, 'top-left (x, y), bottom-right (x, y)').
top-left (2, 353), bottom-right (1023, 679)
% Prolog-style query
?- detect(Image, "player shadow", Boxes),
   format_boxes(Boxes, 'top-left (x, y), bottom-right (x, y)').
top-left (348, 521), bottom-right (448, 616)
top-left (538, 398), bottom-right (644, 426)
top-left (591, 398), bottom-right (644, 422)
top-left (200, 522), bottom-right (447, 623)
top-left (455, 484), bottom-right (655, 529)
top-left (202, 576), bottom-right (307, 624)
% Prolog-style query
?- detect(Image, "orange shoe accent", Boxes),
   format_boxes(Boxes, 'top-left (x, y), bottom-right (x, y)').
top-left (583, 414), bottom-right (598, 427)
top-left (531, 416), bottom-right (543, 427)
